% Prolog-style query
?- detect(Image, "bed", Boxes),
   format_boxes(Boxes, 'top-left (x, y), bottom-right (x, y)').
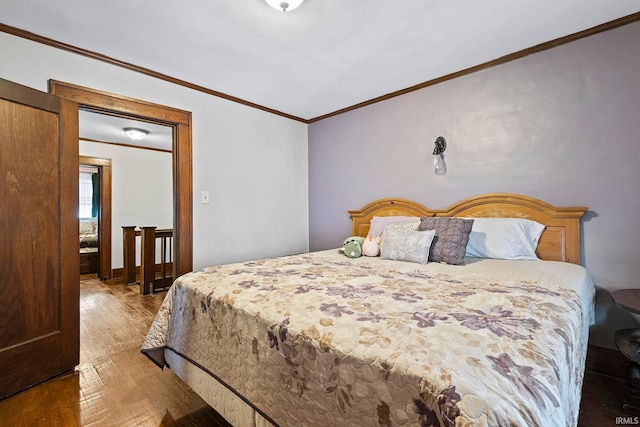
top-left (142, 193), bottom-right (595, 427)
top-left (79, 217), bottom-right (99, 274)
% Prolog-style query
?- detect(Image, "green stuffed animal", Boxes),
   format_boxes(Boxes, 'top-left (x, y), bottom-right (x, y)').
top-left (338, 236), bottom-right (365, 258)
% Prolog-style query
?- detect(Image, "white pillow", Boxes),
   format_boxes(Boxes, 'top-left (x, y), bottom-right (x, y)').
top-left (464, 218), bottom-right (545, 260)
top-left (380, 229), bottom-right (436, 264)
top-left (368, 216), bottom-right (419, 237)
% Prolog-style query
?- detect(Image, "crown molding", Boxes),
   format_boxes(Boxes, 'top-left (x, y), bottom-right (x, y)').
top-left (0, 23), bottom-right (309, 123)
top-left (308, 11), bottom-right (640, 123)
top-left (3, 11), bottom-right (639, 125)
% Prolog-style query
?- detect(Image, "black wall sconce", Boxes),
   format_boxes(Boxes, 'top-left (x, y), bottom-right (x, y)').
top-left (433, 136), bottom-right (447, 175)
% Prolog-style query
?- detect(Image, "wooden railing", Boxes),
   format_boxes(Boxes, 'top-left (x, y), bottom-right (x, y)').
top-left (122, 226), bottom-right (173, 295)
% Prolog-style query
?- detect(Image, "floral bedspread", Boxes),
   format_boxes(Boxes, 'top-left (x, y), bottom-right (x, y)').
top-left (142, 250), bottom-right (595, 427)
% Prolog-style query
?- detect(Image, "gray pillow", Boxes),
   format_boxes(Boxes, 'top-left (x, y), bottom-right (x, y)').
top-left (418, 217), bottom-right (474, 265)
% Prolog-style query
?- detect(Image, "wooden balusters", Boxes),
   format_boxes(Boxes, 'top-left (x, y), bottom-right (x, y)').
top-left (155, 229), bottom-right (174, 291)
top-left (121, 226), bottom-right (174, 295)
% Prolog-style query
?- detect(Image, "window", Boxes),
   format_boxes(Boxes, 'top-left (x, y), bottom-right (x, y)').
top-left (79, 171), bottom-right (96, 218)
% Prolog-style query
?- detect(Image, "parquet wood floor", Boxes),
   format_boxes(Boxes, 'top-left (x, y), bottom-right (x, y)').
top-left (0, 276), bottom-right (637, 426)
top-left (0, 277), bottom-right (228, 427)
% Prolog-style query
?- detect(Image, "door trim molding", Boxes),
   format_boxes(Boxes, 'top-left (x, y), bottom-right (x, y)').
top-left (51, 80), bottom-right (193, 279)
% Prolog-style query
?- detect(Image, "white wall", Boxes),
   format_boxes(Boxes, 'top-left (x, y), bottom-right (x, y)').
top-left (79, 141), bottom-right (173, 269)
top-left (1, 32), bottom-right (309, 271)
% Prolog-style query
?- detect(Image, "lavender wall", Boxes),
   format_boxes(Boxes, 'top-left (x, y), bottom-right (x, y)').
top-left (308, 21), bottom-right (640, 348)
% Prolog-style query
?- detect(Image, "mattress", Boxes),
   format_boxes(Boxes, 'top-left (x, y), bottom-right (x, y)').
top-left (164, 350), bottom-right (274, 427)
top-left (142, 249), bottom-right (595, 427)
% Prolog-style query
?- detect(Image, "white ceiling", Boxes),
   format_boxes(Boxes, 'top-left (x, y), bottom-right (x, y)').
top-left (79, 110), bottom-right (173, 151)
top-left (1, 1), bottom-right (638, 121)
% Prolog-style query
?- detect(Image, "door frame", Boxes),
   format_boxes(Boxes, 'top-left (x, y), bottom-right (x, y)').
top-left (79, 156), bottom-right (112, 280)
top-left (50, 80), bottom-right (193, 279)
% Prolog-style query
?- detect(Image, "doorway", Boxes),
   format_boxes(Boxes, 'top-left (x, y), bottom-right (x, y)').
top-left (49, 80), bottom-right (193, 279)
top-left (79, 156), bottom-right (112, 280)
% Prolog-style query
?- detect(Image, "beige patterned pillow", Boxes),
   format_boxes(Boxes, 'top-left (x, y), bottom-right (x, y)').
top-left (384, 222), bottom-right (421, 233)
top-left (380, 229), bottom-right (436, 264)
top-left (369, 216), bottom-right (419, 237)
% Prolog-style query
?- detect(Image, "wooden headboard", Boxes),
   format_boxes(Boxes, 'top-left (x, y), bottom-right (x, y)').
top-left (349, 193), bottom-right (588, 264)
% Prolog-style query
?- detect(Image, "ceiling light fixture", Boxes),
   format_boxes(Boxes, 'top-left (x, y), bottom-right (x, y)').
top-left (123, 127), bottom-right (149, 141)
top-left (265, 0), bottom-right (304, 12)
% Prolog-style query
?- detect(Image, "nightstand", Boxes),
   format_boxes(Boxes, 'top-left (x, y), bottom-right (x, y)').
top-left (80, 248), bottom-right (99, 274)
top-left (612, 289), bottom-right (640, 410)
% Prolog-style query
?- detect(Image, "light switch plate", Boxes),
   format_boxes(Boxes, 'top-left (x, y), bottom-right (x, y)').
top-left (201, 191), bottom-right (210, 204)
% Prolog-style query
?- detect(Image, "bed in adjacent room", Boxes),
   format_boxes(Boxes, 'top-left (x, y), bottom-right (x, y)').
top-left (79, 217), bottom-right (99, 274)
top-left (142, 193), bottom-right (595, 427)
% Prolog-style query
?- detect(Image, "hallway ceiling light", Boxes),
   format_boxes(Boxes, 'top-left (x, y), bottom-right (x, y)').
top-left (265, 0), bottom-right (304, 12)
top-left (123, 127), bottom-right (149, 141)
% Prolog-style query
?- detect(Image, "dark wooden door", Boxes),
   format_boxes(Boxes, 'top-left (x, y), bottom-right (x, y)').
top-left (0, 78), bottom-right (79, 398)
